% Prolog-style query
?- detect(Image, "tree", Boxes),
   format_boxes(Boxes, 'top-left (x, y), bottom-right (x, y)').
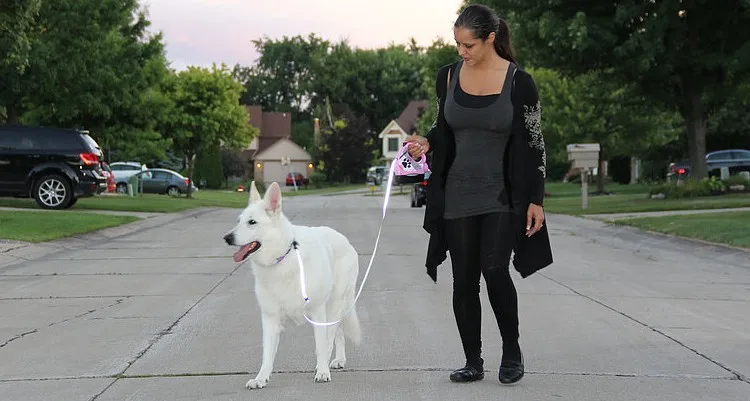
top-left (0, 0), bottom-right (40, 123)
top-left (233, 34), bottom-right (330, 113)
top-left (235, 36), bottom-right (428, 177)
top-left (221, 148), bottom-right (247, 188)
top-left (0, 0), bottom-right (171, 162)
top-left (317, 103), bottom-right (374, 183)
top-left (194, 143), bottom-right (224, 189)
top-left (520, 67), bottom-right (681, 186)
top-left (159, 65), bottom-right (257, 198)
top-left (0, 0), bottom-right (41, 77)
top-left (312, 42), bottom-right (425, 139)
top-left (564, 71), bottom-right (681, 192)
top-left (469, 0), bottom-right (750, 179)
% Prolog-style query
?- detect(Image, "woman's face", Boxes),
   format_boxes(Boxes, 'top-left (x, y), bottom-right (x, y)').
top-left (454, 26), bottom-right (495, 66)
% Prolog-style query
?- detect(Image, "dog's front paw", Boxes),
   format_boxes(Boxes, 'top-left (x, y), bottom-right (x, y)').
top-left (314, 369), bottom-right (332, 383)
top-left (329, 358), bottom-right (346, 369)
top-left (245, 376), bottom-right (269, 389)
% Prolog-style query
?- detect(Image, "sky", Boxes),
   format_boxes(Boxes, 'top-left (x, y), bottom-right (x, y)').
top-left (142, 0), bottom-right (463, 71)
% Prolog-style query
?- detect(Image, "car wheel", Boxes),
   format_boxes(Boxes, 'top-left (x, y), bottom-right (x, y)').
top-left (116, 182), bottom-right (128, 194)
top-left (33, 174), bottom-right (73, 210)
top-left (66, 197), bottom-right (79, 208)
top-left (166, 186), bottom-right (180, 197)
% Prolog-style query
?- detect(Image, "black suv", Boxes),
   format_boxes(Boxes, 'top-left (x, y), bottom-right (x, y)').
top-left (0, 125), bottom-right (107, 209)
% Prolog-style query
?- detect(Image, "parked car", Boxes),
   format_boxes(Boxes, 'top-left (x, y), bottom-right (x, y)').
top-left (110, 161), bottom-right (148, 193)
top-left (0, 125), bottom-right (107, 209)
top-left (130, 168), bottom-right (197, 196)
top-left (100, 162), bottom-right (116, 193)
top-left (366, 165), bottom-right (389, 185)
top-left (410, 174), bottom-right (429, 208)
top-left (668, 149), bottom-right (750, 180)
top-left (285, 172), bottom-right (309, 186)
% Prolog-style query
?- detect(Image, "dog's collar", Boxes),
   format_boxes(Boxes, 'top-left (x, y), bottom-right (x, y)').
top-left (272, 240), bottom-right (299, 265)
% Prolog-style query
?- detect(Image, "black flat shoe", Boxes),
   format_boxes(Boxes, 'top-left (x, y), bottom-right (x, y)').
top-left (498, 351), bottom-right (524, 384)
top-left (449, 365), bottom-right (485, 382)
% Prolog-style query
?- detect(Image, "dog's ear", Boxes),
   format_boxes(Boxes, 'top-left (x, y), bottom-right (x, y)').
top-left (249, 181), bottom-right (262, 205)
top-left (263, 182), bottom-right (282, 216)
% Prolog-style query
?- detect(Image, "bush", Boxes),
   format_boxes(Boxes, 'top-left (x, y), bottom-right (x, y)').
top-left (649, 177), bottom-right (724, 198)
top-left (647, 176), bottom-right (750, 199)
top-left (725, 174), bottom-right (750, 188)
top-left (245, 180), bottom-right (266, 195)
top-left (309, 171), bottom-right (327, 189)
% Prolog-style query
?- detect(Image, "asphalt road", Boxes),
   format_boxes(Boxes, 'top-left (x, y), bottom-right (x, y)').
top-left (1, 191), bottom-right (748, 401)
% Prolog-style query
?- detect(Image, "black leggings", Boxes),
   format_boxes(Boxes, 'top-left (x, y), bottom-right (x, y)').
top-left (445, 212), bottom-right (523, 367)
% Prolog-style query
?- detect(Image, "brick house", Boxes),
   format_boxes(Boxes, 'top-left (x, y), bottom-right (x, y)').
top-left (243, 106), bottom-right (313, 186)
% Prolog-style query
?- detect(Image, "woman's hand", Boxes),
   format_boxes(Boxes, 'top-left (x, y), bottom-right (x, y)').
top-left (404, 135), bottom-right (430, 158)
top-left (526, 203), bottom-right (545, 237)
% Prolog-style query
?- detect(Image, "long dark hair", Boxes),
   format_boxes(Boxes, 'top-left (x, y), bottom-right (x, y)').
top-left (454, 4), bottom-right (517, 64)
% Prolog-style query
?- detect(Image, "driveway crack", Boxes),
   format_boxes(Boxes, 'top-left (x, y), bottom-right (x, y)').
top-left (0, 329), bottom-right (38, 348)
top-left (540, 273), bottom-right (747, 384)
top-left (90, 264), bottom-right (241, 400)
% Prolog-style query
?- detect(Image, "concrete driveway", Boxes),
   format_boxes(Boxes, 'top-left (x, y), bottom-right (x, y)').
top-left (1, 192), bottom-right (749, 400)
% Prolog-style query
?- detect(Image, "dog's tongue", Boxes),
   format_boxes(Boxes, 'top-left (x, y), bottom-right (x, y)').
top-left (233, 242), bottom-right (258, 263)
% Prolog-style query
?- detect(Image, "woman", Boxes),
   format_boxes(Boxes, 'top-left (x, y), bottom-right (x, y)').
top-left (405, 4), bottom-right (553, 385)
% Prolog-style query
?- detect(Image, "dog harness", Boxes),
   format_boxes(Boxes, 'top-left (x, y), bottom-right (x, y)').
top-left (272, 240), bottom-right (298, 266)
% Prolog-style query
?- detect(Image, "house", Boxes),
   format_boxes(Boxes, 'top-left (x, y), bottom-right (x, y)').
top-left (243, 105), bottom-right (313, 186)
top-left (378, 100), bottom-right (429, 164)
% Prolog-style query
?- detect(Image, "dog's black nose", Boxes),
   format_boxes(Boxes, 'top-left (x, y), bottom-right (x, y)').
top-left (223, 233), bottom-right (235, 245)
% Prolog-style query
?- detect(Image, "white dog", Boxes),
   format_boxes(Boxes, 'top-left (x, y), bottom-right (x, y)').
top-left (223, 181), bottom-right (362, 389)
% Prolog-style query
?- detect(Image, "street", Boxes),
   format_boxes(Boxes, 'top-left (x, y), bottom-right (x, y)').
top-left (1, 192), bottom-right (749, 401)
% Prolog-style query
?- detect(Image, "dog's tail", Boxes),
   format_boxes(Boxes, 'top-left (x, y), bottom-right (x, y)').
top-left (342, 309), bottom-right (362, 346)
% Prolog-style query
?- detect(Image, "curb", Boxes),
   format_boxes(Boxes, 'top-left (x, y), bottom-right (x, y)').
top-left (605, 220), bottom-right (750, 255)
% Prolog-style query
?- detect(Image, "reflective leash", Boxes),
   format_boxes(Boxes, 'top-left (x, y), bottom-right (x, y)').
top-left (296, 145), bottom-right (429, 326)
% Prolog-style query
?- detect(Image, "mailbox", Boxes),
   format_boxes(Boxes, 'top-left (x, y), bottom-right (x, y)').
top-left (567, 143), bottom-right (600, 169)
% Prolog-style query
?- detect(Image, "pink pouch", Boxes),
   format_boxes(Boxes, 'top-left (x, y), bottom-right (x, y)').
top-left (393, 143), bottom-right (431, 176)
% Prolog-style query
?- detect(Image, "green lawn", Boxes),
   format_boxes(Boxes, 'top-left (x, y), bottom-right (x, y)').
top-left (545, 182), bottom-right (651, 197)
top-left (543, 182), bottom-right (750, 215)
top-left (611, 211), bottom-right (750, 249)
top-left (0, 184), bottom-right (368, 213)
top-left (0, 210), bottom-right (141, 243)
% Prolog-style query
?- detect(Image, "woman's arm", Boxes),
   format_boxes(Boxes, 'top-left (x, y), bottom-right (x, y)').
top-left (519, 71), bottom-right (547, 207)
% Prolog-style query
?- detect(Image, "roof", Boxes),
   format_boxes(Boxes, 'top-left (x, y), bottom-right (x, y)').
top-left (243, 106), bottom-right (296, 157)
top-left (395, 100), bottom-right (429, 134)
top-left (261, 112), bottom-right (291, 139)
top-left (378, 120), bottom-right (407, 139)
top-left (246, 106), bottom-right (263, 130)
top-left (254, 137), bottom-right (312, 161)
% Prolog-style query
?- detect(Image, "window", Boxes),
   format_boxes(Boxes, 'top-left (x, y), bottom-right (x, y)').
top-left (706, 151), bottom-right (731, 161)
top-left (111, 164), bottom-right (139, 171)
top-left (0, 132), bottom-right (24, 150)
top-left (731, 150), bottom-right (750, 161)
top-left (37, 132), bottom-right (81, 150)
top-left (387, 137), bottom-right (399, 152)
top-left (151, 171), bottom-right (172, 180)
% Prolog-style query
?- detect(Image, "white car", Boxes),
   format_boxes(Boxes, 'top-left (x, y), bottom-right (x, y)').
top-left (109, 162), bottom-right (148, 193)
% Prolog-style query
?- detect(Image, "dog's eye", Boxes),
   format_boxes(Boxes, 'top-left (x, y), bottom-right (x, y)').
top-left (248, 219), bottom-right (257, 225)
